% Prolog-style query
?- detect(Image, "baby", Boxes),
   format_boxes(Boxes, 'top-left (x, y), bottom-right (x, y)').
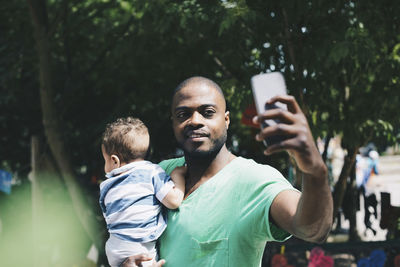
top-left (99, 117), bottom-right (185, 267)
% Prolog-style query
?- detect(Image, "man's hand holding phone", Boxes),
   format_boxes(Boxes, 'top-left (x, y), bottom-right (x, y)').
top-left (252, 95), bottom-right (325, 176)
top-left (251, 72), bottom-right (325, 176)
top-left (252, 83), bottom-right (333, 244)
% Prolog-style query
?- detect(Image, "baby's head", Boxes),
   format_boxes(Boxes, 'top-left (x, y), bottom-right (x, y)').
top-left (101, 117), bottom-right (150, 173)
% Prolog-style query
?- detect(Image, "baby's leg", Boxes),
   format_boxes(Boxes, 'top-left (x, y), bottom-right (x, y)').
top-left (106, 235), bottom-right (156, 267)
top-left (139, 241), bottom-right (157, 266)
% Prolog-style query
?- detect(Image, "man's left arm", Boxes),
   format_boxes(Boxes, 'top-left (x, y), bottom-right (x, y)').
top-left (253, 95), bottom-right (333, 243)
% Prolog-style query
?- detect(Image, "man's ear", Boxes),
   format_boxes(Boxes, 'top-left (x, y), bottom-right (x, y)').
top-left (225, 111), bottom-right (230, 129)
top-left (111, 155), bottom-right (121, 168)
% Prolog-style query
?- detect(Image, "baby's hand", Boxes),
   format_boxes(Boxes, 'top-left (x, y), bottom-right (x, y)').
top-left (170, 166), bottom-right (186, 191)
top-left (161, 166), bottom-right (186, 209)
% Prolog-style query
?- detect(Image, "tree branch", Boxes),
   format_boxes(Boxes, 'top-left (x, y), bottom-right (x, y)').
top-left (28, 0), bottom-right (104, 251)
top-left (48, 0), bottom-right (69, 37)
top-left (281, 7), bottom-right (309, 118)
top-left (213, 56), bottom-right (234, 78)
top-left (83, 17), bottom-right (134, 77)
top-left (27, 0), bottom-right (49, 33)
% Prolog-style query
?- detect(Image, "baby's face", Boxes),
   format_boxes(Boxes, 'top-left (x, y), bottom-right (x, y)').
top-left (101, 145), bottom-right (117, 174)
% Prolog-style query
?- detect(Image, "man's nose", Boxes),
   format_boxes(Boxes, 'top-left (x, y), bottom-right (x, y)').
top-left (188, 111), bottom-right (204, 126)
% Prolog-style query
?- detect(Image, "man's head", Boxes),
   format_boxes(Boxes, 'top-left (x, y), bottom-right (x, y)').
top-left (101, 117), bottom-right (149, 173)
top-left (171, 76), bottom-right (230, 159)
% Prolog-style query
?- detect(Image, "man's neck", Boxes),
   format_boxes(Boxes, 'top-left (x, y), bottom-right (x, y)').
top-left (184, 146), bottom-right (236, 197)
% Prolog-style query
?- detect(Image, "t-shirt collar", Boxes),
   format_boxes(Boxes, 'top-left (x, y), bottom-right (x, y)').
top-left (105, 160), bottom-right (147, 179)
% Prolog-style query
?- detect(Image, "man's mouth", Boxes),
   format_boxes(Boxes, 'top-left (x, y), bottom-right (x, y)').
top-left (185, 130), bottom-right (209, 140)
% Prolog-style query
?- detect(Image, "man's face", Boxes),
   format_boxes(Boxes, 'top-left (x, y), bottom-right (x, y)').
top-left (171, 83), bottom-right (230, 158)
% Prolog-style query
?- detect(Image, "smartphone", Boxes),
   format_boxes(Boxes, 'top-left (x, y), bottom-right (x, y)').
top-left (251, 72), bottom-right (288, 146)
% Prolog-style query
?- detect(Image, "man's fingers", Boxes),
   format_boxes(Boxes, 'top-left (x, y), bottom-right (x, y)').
top-left (121, 254), bottom-right (153, 267)
top-left (253, 108), bottom-right (295, 125)
top-left (263, 139), bottom-right (294, 155)
top-left (267, 95), bottom-right (302, 114)
top-left (255, 124), bottom-right (297, 142)
top-left (263, 136), bottom-right (307, 155)
top-left (135, 255), bottom-right (153, 265)
top-left (153, 259), bottom-right (166, 267)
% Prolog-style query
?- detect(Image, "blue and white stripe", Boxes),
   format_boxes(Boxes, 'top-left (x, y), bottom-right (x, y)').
top-left (99, 161), bottom-right (174, 243)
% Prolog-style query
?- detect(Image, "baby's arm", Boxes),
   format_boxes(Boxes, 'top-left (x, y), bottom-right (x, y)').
top-left (161, 166), bottom-right (186, 209)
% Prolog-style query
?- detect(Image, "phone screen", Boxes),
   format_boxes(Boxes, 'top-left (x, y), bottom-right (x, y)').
top-left (251, 72), bottom-right (288, 146)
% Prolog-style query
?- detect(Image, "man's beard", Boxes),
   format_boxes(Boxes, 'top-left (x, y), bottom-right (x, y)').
top-left (181, 130), bottom-right (227, 160)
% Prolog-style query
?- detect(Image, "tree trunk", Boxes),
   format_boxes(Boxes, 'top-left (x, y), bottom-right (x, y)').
top-left (348, 163), bottom-right (360, 241)
top-left (29, 136), bottom-right (43, 267)
top-left (28, 0), bottom-right (103, 250)
top-left (322, 133), bottom-right (332, 163)
top-left (332, 146), bottom-right (359, 220)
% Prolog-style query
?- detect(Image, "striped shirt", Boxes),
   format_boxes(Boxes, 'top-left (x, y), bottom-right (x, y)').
top-left (99, 161), bottom-right (174, 243)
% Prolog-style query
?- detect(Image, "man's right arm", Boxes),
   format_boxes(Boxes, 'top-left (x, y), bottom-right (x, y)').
top-left (254, 95), bottom-right (333, 243)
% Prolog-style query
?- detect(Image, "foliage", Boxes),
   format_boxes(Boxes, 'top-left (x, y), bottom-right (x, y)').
top-left (0, 0), bottom-right (400, 263)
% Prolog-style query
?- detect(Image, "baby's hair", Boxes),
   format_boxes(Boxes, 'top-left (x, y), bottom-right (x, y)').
top-left (102, 117), bottom-right (149, 163)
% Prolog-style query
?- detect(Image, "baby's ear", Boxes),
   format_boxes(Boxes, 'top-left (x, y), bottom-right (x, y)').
top-left (111, 155), bottom-right (121, 168)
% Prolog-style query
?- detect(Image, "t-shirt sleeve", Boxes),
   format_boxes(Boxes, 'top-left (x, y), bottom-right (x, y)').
top-left (158, 157), bottom-right (186, 175)
top-left (239, 161), bottom-right (299, 242)
top-left (152, 166), bottom-right (175, 202)
top-left (262, 185), bottom-right (295, 242)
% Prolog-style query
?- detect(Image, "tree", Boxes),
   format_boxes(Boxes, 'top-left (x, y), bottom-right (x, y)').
top-left (27, 0), bottom-right (105, 251)
top-left (1, 1), bottom-right (400, 264)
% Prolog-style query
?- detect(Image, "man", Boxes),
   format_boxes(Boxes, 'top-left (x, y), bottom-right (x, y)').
top-left (123, 76), bottom-right (333, 267)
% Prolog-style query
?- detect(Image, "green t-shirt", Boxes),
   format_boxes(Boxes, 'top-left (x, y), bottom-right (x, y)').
top-left (158, 156), bottom-right (295, 267)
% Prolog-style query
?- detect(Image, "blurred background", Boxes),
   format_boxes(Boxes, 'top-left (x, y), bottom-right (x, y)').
top-left (1, 0), bottom-right (399, 266)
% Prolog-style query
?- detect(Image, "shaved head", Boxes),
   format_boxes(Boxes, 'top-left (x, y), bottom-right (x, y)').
top-left (173, 76), bottom-right (226, 109)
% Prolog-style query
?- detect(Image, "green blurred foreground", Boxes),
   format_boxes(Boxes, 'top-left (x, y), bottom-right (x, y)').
top-left (0, 173), bottom-right (96, 267)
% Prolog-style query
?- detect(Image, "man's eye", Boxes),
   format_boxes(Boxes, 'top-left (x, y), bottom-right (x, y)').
top-left (203, 110), bottom-right (215, 118)
top-left (176, 112), bottom-right (188, 119)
